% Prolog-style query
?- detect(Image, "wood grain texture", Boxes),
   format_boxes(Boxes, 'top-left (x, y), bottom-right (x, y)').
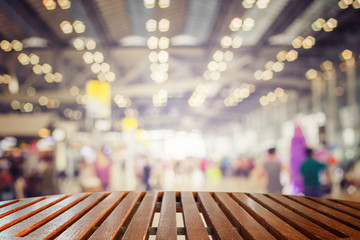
top-left (1, 193), bottom-right (89, 236)
top-left (0, 194), bottom-right (69, 232)
top-left (288, 196), bottom-right (360, 230)
top-left (268, 194), bottom-right (360, 237)
top-left (156, 191), bottom-right (177, 240)
top-left (89, 191), bottom-right (142, 240)
top-left (214, 192), bottom-right (276, 240)
top-left (181, 191), bottom-right (209, 240)
top-left (250, 193), bottom-right (339, 240)
top-left (310, 197), bottom-right (360, 219)
top-left (26, 192), bottom-right (106, 239)
top-left (198, 192), bottom-right (242, 240)
top-left (232, 193), bottom-right (309, 240)
top-left (54, 192), bottom-right (125, 240)
top-left (121, 191), bottom-right (158, 240)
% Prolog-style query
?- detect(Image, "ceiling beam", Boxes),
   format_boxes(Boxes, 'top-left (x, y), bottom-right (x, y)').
top-left (78, 0), bottom-right (112, 47)
top-left (254, 0), bottom-right (314, 49)
top-left (0, 0), bottom-right (65, 46)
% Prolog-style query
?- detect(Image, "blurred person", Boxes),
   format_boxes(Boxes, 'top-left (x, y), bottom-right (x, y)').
top-left (0, 159), bottom-right (14, 200)
top-left (142, 156), bottom-right (152, 191)
top-left (40, 155), bottom-right (57, 196)
top-left (94, 148), bottom-right (112, 191)
top-left (79, 158), bottom-right (102, 192)
top-left (300, 148), bottom-right (330, 197)
top-left (263, 148), bottom-right (283, 194)
top-left (290, 126), bottom-right (307, 194)
top-left (220, 156), bottom-right (230, 177)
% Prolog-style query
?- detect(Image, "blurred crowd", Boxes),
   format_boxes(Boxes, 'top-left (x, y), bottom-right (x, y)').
top-left (1, 125), bottom-right (360, 201)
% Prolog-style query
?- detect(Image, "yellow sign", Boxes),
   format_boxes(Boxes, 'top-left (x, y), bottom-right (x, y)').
top-left (86, 80), bottom-right (111, 118)
top-left (121, 117), bottom-right (138, 131)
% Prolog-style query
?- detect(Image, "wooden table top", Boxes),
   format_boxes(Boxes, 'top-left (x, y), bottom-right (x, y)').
top-left (0, 191), bottom-right (359, 239)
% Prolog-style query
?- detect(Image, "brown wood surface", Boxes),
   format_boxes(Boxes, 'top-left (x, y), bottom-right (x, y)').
top-left (310, 197), bottom-right (360, 219)
top-left (0, 194), bottom-right (69, 232)
top-left (198, 192), bottom-right (242, 240)
top-left (0, 191), bottom-right (359, 239)
top-left (121, 191), bottom-right (158, 240)
top-left (232, 193), bottom-right (309, 240)
top-left (289, 195), bottom-right (360, 231)
top-left (53, 192), bottom-right (125, 240)
top-left (181, 191), bottom-right (209, 240)
top-left (214, 192), bottom-right (276, 240)
top-left (1, 193), bottom-right (90, 237)
top-left (88, 191), bottom-right (141, 240)
top-left (268, 194), bottom-right (360, 237)
top-left (250, 193), bottom-right (339, 240)
top-left (25, 192), bottom-right (106, 239)
top-left (156, 191), bottom-right (177, 240)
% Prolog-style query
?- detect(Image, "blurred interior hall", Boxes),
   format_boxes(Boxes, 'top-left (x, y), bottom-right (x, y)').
top-left (0, 0), bottom-right (360, 201)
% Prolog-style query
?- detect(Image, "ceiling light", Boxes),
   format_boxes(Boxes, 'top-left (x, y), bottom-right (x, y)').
top-left (266, 92), bottom-right (276, 102)
top-left (218, 62), bottom-right (227, 72)
top-left (11, 100), bottom-right (21, 110)
top-left (291, 36), bottom-right (304, 48)
top-left (158, 19), bottom-right (170, 32)
top-left (276, 50), bottom-right (287, 62)
top-left (158, 50), bottom-right (169, 63)
top-left (320, 60), bottom-right (333, 71)
top-left (11, 40), bottom-right (23, 51)
top-left (29, 54), bottom-right (40, 65)
top-left (159, 37), bottom-right (169, 49)
top-left (210, 71), bottom-right (221, 81)
top-left (60, 21), bottom-right (73, 34)
top-left (42, 0), bottom-right (56, 10)
top-left (18, 53), bottom-right (30, 65)
top-left (305, 69), bottom-right (318, 80)
top-left (32, 64), bottom-right (43, 75)
top-left (340, 49), bottom-right (353, 60)
top-left (105, 72), bottom-right (116, 82)
top-left (54, 72), bottom-right (63, 82)
top-left (144, 0), bottom-right (155, 8)
top-left (232, 37), bottom-right (243, 48)
top-left (212, 50), bottom-right (224, 62)
top-left (262, 70), bottom-right (273, 80)
top-left (58, 0), bottom-right (71, 9)
top-left (44, 73), bottom-right (55, 83)
top-left (83, 52), bottom-right (93, 64)
top-left (158, 0), bottom-right (170, 8)
top-left (73, 38), bottom-right (85, 50)
top-left (207, 61), bottom-right (218, 71)
top-left (93, 51), bottom-right (104, 63)
top-left (253, 70), bottom-right (263, 80)
top-left (100, 62), bottom-right (110, 72)
top-left (42, 63), bottom-right (52, 73)
top-left (146, 19), bottom-right (157, 32)
top-left (274, 87), bottom-right (284, 97)
top-left (26, 87), bottom-right (36, 96)
top-left (220, 36), bottom-right (232, 48)
top-left (259, 96), bottom-right (269, 106)
top-left (229, 18), bottom-right (242, 31)
top-left (147, 36), bottom-right (158, 49)
top-left (224, 51), bottom-right (234, 62)
top-left (91, 63), bottom-right (101, 73)
top-left (272, 61), bottom-right (284, 72)
top-left (148, 51), bottom-right (158, 63)
top-left (0, 40), bottom-right (11, 51)
top-left (243, 18), bottom-right (255, 31)
top-left (286, 50), bottom-right (298, 61)
top-left (85, 39), bottom-right (96, 50)
top-left (73, 20), bottom-right (86, 33)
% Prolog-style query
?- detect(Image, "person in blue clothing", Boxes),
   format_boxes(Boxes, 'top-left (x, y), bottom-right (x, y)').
top-left (300, 148), bottom-right (329, 197)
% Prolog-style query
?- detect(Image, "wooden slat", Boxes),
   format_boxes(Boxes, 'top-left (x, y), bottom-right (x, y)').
top-left (25, 192), bottom-right (106, 239)
top-left (181, 192), bottom-right (209, 240)
top-left (232, 193), bottom-right (309, 240)
top-left (0, 199), bottom-right (21, 209)
top-left (1, 193), bottom-right (90, 236)
top-left (122, 191), bottom-right (158, 240)
top-left (53, 192), bottom-right (125, 240)
top-left (289, 196), bottom-right (360, 230)
top-left (268, 194), bottom-right (360, 237)
top-left (198, 192), bottom-right (242, 239)
top-left (333, 199), bottom-right (360, 211)
top-left (0, 197), bottom-right (47, 218)
top-left (214, 192), bottom-right (276, 240)
top-left (156, 191), bottom-right (177, 240)
top-left (250, 193), bottom-right (339, 240)
top-left (310, 197), bottom-right (360, 219)
top-left (89, 191), bottom-right (141, 239)
top-left (0, 194), bottom-right (69, 232)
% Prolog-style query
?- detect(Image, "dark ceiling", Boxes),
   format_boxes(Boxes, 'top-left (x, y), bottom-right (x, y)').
top-left (0, 0), bottom-right (359, 132)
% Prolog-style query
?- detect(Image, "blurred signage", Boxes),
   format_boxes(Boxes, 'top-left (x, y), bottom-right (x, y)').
top-left (86, 80), bottom-right (111, 118)
top-left (121, 117), bottom-right (138, 131)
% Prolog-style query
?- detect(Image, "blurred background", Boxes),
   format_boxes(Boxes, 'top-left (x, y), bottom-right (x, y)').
top-left (0, 0), bottom-right (360, 201)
